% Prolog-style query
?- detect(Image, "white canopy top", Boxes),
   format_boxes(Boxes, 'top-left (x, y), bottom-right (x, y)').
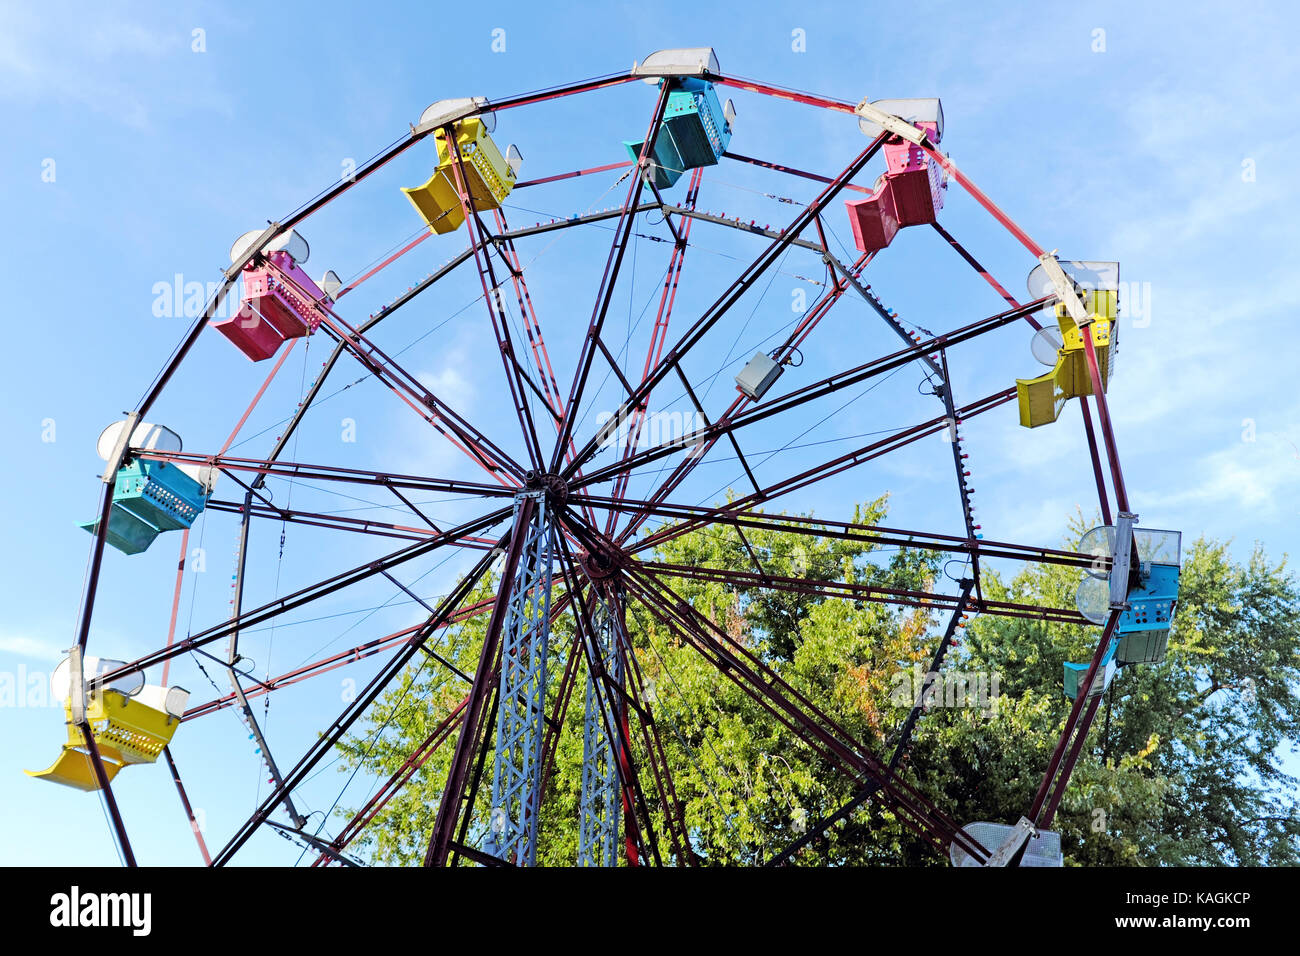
top-left (858, 98), bottom-right (943, 141)
top-left (51, 656), bottom-right (144, 703)
top-left (229, 228), bottom-right (309, 266)
top-left (1027, 260), bottom-right (1120, 298)
top-left (96, 420), bottom-right (181, 461)
top-left (414, 97), bottom-right (491, 134)
top-left (633, 48), bottom-right (720, 78)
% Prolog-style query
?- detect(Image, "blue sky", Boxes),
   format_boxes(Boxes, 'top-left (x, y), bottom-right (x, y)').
top-left (1, 0), bottom-right (1296, 865)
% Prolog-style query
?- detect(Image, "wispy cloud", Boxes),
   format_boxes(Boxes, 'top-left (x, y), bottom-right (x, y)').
top-left (0, 7), bottom-right (232, 129)
top-left (1134, 430), bottom-right (1300, 519)
top-left (417, 359), bottom-right (476, 410)
top-left (0, 632), bottom-right (64, 662)
top-left (0, 9), bottom-right (163, 128)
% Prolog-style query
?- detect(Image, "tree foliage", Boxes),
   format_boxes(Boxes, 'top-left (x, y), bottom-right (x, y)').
top-left (335, 501), bottom-right (1300, 866)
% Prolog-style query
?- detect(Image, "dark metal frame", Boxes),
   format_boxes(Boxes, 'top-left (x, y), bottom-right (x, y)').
top-left (68, 63), bottom-right (1131, 868)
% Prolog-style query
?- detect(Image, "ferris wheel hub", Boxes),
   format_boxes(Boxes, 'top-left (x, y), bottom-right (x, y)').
top-left (576, 547), bottom-right (625, 581)
top-left (522, 470), bottom-right (569, 505)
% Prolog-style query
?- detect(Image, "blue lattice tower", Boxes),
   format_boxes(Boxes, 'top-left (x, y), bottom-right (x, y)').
top-left (485, 491), bottom-right (555, 866)
top-left (578, 587), bottom-right (624, 866)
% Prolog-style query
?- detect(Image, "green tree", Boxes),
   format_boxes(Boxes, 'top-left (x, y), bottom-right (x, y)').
top-left (912, 514), bottom-right (1300, 866)
top-left (334, 502), bottom-right (1300, 866)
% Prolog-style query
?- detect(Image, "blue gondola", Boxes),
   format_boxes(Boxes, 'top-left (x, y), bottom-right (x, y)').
top-left (1116, 551), bottom-right (1181, 665)
top-left (79, 459), bottom-right (211, 555)
top-left (624, 78), bottom-right (734, 189)
top-left (1063, 638), bottom-right (1119, 700)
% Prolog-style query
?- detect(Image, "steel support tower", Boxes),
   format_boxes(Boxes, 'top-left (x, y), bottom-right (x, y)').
top-left (485, 490), bottom-right (555, 866)
top-left (577, 586), bottom-right (624, 866)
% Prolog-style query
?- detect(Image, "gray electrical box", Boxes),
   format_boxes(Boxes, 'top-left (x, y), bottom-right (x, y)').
top-left (735, 352), bottom-right (782, 400)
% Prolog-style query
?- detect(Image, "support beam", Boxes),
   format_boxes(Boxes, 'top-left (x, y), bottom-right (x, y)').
top-left (621, 567), bottom-right (983, 860)
top-left (571, 299), bottom-right (1047, 492)
top-left (141, 449), bottom-right (515, 500)
top-left (184, 604), bottom-right (492, 720)
top-left (1029, 611), bottom-right (1122, 825)
top-left (824, 250), bottom-right (943, 379)
top-left (614, 246), bottom-right (874, 545)
top-left (445, 130), bottom-right (547, 471)
top-left (570, 494), bottom-right (1094, 571)
top-left (638, 560), bottom-right (1084, 626)
top-left (203, 498), bottom-right (496, 549)
top-left (485, 492), bottom-right (556, 866)
top-left (312, 698), bottom-right (468, 866)
top-left (928, 222), bottom-right (1029, 319)
top-left (605, 169), bottom-right (704, 529)
top-left (426, 497), bottom-right (536, 866)
top-left (889, 579), bottom-right (976, 769)
top-left (550, 82), bottom-right (674, 471)
top-left (262, 263), bottom-right (525, 485)
top-left (163, 747), bottom-right (212, 865)
top-left (226, 491), bottom-right (306, 828)
top-left (577, 586), bottom-right (625, 867)
top-left (211, 537), bottom-right (502, 865)
top-left (620, 389), bottom-right (1019, 555)
top-left (555, 540), bottom-right (659, 866)
top-left (935, 350), bottom-right (983, 601)
top-left (563, 133), bottom-right (890, 478)
top-left (95, 506), bottom-right (512, 692)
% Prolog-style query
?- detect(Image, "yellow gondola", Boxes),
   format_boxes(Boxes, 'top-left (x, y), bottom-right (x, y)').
top-left (27, 657), bottom-right (188, 791)
top-left (1016, 289), bottom-right (1118, 428)
top-left (402, 117), bottom-right (520, 235)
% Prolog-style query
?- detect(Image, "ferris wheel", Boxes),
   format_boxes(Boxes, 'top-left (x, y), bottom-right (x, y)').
top-left (31, 47), bottom-right (1181, 867)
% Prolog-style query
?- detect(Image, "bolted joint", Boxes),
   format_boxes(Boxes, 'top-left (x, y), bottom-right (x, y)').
top-left (522, 470), bottom-right (569, 506)
top-left (577, 547), bottom-right (625, 581)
